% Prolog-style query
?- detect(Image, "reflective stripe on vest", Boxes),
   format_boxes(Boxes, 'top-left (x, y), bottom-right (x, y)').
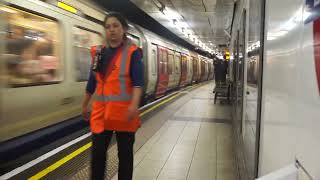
top-left (93, 42), bottom-right (133, 102)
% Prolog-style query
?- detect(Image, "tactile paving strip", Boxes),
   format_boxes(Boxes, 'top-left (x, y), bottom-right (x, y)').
top-left (68, 145), bottom-right (119, 180)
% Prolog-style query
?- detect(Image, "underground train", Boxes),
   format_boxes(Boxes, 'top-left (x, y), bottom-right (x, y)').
top-left (0, 0), bottom-right (213, 143)
top-left (230, 0), bottom-right (320, 179)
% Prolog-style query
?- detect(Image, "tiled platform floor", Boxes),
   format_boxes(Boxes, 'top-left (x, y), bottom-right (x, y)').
top-left (112, 83), bottom-right (237, 180)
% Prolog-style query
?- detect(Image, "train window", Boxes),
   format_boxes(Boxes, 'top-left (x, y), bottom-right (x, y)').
top-left (2, 5), bottom-right (61, 87)
top-left (175, 55), bottom-right (180, 74)
top-left (127, 33), bottom-right (140, 46)
top-left (186, 60), bottom-right (188, 73)
top-left (163, 51), bottom-right (168, 74)
top-left (158, 49), bottom-right (163, 74)
top-left (168, 54), bottom-right (174, 75)
top-left (184, 56), bottom-right (188, 72)
top-left (73, 26), bottom-right (102, 81)
top-left (151, 49), bottom-right (156, 75)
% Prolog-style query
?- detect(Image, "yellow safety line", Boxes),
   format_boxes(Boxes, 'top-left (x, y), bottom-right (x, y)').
top-left (140, 93), bottom-right (181, 117)
top-left (28, 84), bottom-right (201, 179)
top-left (28, 142), bottom-right (92, 180)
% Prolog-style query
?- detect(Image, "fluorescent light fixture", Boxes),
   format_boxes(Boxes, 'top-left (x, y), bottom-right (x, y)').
top-left (178, 21), bottom-right (188, 28)
top-left (163, 8), bottom-right (181, 20)
top-left (57, 1), bottom-right (77, 13)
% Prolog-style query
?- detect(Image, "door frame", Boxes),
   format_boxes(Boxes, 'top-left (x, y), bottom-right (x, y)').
top-left (254, 0), bottom-right (266, 177)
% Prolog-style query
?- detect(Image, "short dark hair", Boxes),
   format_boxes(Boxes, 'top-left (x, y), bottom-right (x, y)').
top-left (104, 12), bottom-right (129, 30)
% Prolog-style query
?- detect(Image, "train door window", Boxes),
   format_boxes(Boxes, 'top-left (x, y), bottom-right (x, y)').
top-left (163, 50), bottom-right (168, 74)
top-left (73, 26), bottom-right (102, 81)
top-left (1, 5), bottom-right (61, 87)
top-left (184, 56), bottom-right (188, 73)
top-left (184, 56), bottom-right (187, 72)
top-left (175, 54), bottom-right (180, 74)
top-left (127, 33), bottom-right (140, 46)
top-left (181, 56), bottom-right (184, 72)
top-left (193, 57), bottom-right (197, 72)
top-left (186, 57), bottom-right (189, 74)
top-left (151, 49), bottom-right (156, 75)
top-left (158, 48), bottom-right (163, 74)
top-left (168, 54), bottom-right (174, 75)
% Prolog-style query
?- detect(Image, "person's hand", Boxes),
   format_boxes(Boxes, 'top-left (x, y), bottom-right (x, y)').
top-left (81, 106), bottom-right (89, 121)
top-left (127, 104), bottom-right (138, 121)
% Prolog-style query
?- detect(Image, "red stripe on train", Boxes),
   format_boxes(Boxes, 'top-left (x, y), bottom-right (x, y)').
top-left (314, 19), bottom-right (320, 94)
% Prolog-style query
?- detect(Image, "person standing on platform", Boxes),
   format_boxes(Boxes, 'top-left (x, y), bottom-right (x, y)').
top-left (81, 12), bottom-right (144, 180)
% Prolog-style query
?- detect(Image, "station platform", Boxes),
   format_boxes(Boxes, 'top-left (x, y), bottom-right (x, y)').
top-left (4, 82), bottom-right (238, 180)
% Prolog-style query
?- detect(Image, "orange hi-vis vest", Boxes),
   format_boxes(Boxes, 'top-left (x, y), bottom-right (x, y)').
top-left (90, 41), bottom-right (141, 133)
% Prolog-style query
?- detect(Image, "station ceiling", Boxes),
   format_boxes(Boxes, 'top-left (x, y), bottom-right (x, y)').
top-left (130, 0), bottom-right (235, 52)
top-left (93, 0), bottom-right (234, 57)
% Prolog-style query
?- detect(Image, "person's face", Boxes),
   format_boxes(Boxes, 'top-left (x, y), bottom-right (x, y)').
top-left (105, 17), bottom-right (125, 43)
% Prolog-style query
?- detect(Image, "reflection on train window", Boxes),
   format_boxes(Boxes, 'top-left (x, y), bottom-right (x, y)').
top-left (151, 49), bottom-right (156, 75)
top-left (158, 49), bottom-right (163, 74)
top-left (188, 58), bottom-right (191, 74)
top-left (2, 5), bottom-right (60, 87)
top-left (127, 33), bottom-right (140, 47)
top-left (73, 27), bottom-right (102, 81)
top-left (193, 57), bottom-right (197, 76)
top-left (163, 51), bottom-right (168, 74)
top-left (168, 54), bottom-right (174, 75)
top-left (247, 56), bottom-right (259, 84)
top-left (175, 55), bottom-right (180, 74)
top-left (184, 57), bottom-right (188, 72)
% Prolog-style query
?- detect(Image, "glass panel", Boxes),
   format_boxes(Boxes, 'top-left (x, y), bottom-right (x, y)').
top-left (2, 5), bottom-right (61, 87)
top-left (151, 49), bottom-right (156, 75)
top-left (168, 54), bottom-right (173, 75)
top-left (175, 55), bottom-right (180, 74)
top-left (245, 1), bottom-right (262, 177)
top-left (73, 27), bottom-right (102, 81)
top-left (158, 49), bottom-right (163, 74)
top-left (163, 51), bottom-right (168, 74)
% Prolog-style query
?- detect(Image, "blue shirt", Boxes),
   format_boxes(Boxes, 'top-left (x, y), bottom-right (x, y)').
top-left (86, 45), bottom-right (144, 94)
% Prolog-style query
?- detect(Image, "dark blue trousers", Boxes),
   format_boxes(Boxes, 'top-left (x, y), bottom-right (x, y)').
top-left (91, 131), bottom-right (135, 180)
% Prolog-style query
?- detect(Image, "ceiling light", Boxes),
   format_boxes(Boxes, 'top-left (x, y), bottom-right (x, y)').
top-left (163, 8), bottom-right (181, 20)
top-left (178, 21), bottom-right (188, 28)
top-left (152, 0), bottom-right (165, 11)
